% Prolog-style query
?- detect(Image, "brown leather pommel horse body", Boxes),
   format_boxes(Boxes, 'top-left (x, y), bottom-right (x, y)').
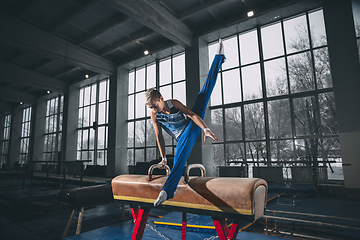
top-left (112, 164), bottom-right (268, 240)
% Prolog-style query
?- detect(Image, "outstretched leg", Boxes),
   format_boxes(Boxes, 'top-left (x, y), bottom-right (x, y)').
top-left (154, 40), bottom-right (225, 206)
top-left (192, 53), bottom-right (226, 119)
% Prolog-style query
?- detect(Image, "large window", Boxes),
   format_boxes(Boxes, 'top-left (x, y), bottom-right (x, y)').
top-left (127, 62), bottom-right (156, 166)
top-left (44, 95), bottom-right (63, 162)
top-left (20, 107), bottom-right (32, 164)
top-left (77, 79), bottom-right (109, 165)
top-left (210, 9), bottom-right (341, 180)
top-left (127, 53), bottom-right (186, 166)
top-left (352, 0), bottom-right (360, 60)
top-left (1, 114), bottom-right (11, 168)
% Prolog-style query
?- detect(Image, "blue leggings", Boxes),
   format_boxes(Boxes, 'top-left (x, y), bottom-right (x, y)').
top-left (162, 54), bottom-right (226, 198)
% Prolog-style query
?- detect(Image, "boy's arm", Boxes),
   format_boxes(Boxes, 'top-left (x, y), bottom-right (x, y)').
top-left (171, 99), bottom-right (219, 142)
top-left (150, 111), bottom-right (166, 160)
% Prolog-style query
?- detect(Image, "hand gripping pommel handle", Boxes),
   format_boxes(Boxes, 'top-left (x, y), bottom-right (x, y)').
top-left (148, 164), bottom-right (171, 181)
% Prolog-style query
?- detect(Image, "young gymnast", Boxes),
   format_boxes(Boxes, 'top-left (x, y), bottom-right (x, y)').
top-left (145, 39), bottom-right (225, 206)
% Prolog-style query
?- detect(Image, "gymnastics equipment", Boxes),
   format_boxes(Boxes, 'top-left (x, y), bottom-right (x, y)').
top-left (112, 163), bottom-right (268, 240)
top-left (58, 184), bottom-right (115, 239)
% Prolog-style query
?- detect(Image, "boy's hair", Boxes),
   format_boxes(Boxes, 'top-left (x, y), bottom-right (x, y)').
top-left (144, 88), bottom-right (161, 105)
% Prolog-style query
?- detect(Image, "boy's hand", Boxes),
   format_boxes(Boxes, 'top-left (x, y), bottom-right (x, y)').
top-left (158, 158), bottom-right (167, 169)
top-left (204, 129), bottom-right (219, 142)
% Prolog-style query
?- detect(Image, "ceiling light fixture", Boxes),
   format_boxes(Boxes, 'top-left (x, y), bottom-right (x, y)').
top-left (47, 90), bottom-right (50, 94)
top-left (85, 74), bottom-right (89, 79)
top-left (20, 101), bottom-right (23, 105)
top-left (247, 11), bottom-right (254, 17)
top-left (144, 50), bottom-right (149, 55)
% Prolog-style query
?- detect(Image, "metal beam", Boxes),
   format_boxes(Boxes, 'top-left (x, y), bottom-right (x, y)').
top-left (78, 15), bottom-right (129, 46)
top-left (117, 41), bottom-right (177, 67)
top-left (108, 0), bottom-right (193, 48)
top-left (54, 67), bottom-right (80, 78)
top-left (177, 0), bottom-right (226, 20)
top-left (0, 87), bottom-right (37, 104)
top-left (100, 30), bottom-right (154, 56)
top-left (0, 102), bottom-right (14, 112)
top-left (8, 51), bottom-right (27, 63)
top-left (32, 59), bottom-right (53, 71)
top-left (17, 0), bottom-right (42, 18)
top-left (0, 61), bottom-right (68, 93)
top-left (51, 0), bottom-right (103, 33)
top-left (0, 12), bottom-right (116, 76)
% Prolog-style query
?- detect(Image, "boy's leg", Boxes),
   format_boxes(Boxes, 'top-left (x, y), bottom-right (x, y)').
top-left (157, 121), bottom-right (198, 202)
top-left (192, 54), bottom-right (226, 119)
top-left (161, 54), bottom-right (225, 193)
top-left (155, 43), bottom-right (226, 206)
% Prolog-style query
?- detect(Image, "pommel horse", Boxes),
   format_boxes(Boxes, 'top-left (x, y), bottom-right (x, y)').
top-left (112, 164), bottom-right (268, 240)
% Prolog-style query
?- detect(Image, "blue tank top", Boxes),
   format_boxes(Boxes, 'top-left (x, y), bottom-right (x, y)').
top-left (156, 100), bottom-right (188, 140)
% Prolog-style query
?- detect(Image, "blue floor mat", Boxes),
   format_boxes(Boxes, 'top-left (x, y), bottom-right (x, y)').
top-left (64, 218), bottom-right (287, 240)
top-left (154, 211), bottom-right (252, 233)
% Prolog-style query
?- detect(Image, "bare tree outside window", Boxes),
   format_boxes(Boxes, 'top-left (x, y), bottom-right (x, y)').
top-left (209, 9), bottom-right (341, 180)
top-left (77, 79), bottom-right (109, 166)
top-left (352, 1), bottom-right (360, 61)
top-left (44, 96), bottom-right (63, 165)
top-left (127, 53), bottom-right (186, 166)
top-left (225, 107), bottom-right (242, 141)
top-left (244, 102), bottom-right (265, 141)
top-left (268, 99), bottom-right (292, 139)
top-left (20, 107), bottom-right (32, 164)
top-left (1, 114), bottom-right (11, 168)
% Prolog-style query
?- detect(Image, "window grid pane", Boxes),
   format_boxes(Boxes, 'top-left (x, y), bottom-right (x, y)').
top-left (20, 107), bottom-right (32, 163)
top-left (209, 9), bottom-right (340, 180)
top-left (239, 30), bottom-right (259, 65)
top-left (77, 79), bottom-right (109, 166)
top-left (128, 55), bottom-right (185, 165)
top-left (1, 115), bottom-right (12, 167)
top-left (261, 22), bottom-right (284, 60)
top-left (284, 14), bottom-right (310, 54)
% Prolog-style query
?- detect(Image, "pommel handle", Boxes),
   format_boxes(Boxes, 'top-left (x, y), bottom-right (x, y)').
top-left (148, 164), bottom-right (171, 181)
top-left (184, 164), bottom-right (206, 183)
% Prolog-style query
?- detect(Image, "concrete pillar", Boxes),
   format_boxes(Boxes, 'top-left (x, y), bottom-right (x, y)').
top-left (28, 104), bottom-right (36, 167)
top-left (323, 0), bottom-right (360, 193)
top-left (107, 67), bottom-right (128, 176)
top-left (65, 84), bottom-right (80, 164)
top-left (185, 37), bottom-right (215, 176)
top-left (61, 91), bottom-right (69, 175)
top-left (8, 106), bottom-right (23, 168)
top-left (32, 97), bottom-right (47, 170)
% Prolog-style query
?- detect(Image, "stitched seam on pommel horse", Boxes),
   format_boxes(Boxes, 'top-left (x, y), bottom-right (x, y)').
top-left (113, 195), bottom-right (254, 215)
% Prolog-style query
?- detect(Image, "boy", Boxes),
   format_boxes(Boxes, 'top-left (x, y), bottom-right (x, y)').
top-left (145, 39), bottom-right (225, 206)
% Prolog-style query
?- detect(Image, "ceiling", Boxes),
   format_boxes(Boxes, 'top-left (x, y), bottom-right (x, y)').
top-left (0, 0), bottom-right (320, 112)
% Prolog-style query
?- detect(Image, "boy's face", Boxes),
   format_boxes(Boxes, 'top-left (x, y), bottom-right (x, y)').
top-left (147, 96), bottom-right (165, 112)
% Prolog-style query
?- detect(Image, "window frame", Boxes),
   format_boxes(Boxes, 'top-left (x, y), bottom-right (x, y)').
top-left (127, 52), bottom-right (186, 166)
top-left (20, 106), bottom-right (32, 164)
top-left (77, 78), bottom-right (110, 166)
top-left (209, 8), bottom-right (340, 179)
top-left (43, 95), bottom-right (63, 163)
top-left (1, 114), bottom-right (12, 168)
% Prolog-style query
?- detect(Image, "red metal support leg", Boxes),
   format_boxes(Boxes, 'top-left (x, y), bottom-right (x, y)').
top-left (130, 205), bottom-right (139, 223)
top-left (182, 212), bottom-right (187, 240)
top-left (130, 206), bottom-right (151, 240)
top-left (227, 219), bottom-right (242, 240)
top-left (212, 217), bottom-right (229, 240)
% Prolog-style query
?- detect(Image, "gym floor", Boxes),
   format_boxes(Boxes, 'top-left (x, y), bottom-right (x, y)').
top-left (0, 176), bottom-right (359, 240)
